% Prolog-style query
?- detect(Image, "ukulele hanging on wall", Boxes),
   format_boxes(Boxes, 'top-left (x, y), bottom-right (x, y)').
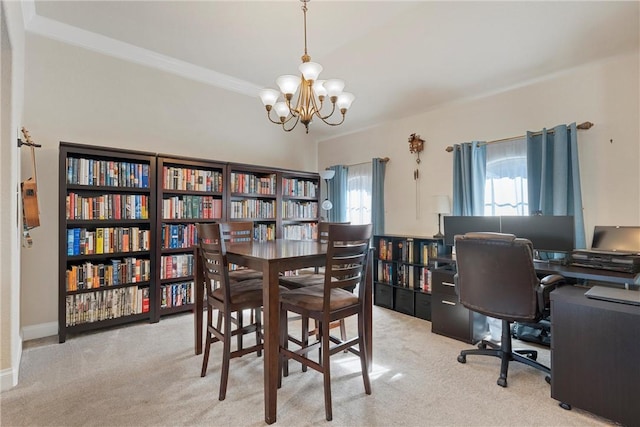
top-left (20, 127), bottom-right (41, 247)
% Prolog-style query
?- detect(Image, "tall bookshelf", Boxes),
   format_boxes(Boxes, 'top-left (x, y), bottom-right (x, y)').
top-left (373, 234), bottom-right (445, 321)
top-left (280, 170), bottom-right (320, 240)
top-left (58, 144), bottom-right (320, 341)
top-left (59, 142), bottom-right (156, 343)
top-left (227, 163), bottom-right (278, 241)
top-left (155, 156), bottom-right (227, 322)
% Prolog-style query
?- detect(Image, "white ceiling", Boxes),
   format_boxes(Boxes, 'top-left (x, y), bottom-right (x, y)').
top-left (24, 0), bottom-right (640, 140)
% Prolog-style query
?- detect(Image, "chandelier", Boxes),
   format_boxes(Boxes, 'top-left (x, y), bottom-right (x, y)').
top-left (258, 0), bottom-right (354, 134)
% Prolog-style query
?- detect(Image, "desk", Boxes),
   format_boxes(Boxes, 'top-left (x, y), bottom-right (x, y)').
top-left (193, 240), bottom-right (374, 425)
top-left (533, 260), bottom-right (640, 286)
top-left (550, 285), bottom-right (640, 425)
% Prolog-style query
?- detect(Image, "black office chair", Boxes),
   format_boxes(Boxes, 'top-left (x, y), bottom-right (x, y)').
top-left (454, 232), bottom-right (565, 388)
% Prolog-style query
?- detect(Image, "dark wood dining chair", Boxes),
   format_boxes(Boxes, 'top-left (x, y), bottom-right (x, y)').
top-left (219, 221), bottom-right (264, 283)
top-left (279, 223), bottom-right (373, 421)
top-left (196, 222), bottom-right (264, 401)
top-left (279, 222), bottom-right (351, 347)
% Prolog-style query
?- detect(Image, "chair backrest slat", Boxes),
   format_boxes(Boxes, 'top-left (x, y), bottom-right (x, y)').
top-left (323, 223), bottom-right (373, 310)
top-left (196, 223), bottom-right (232, 301)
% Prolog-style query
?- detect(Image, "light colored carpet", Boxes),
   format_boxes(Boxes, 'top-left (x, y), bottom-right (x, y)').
top-left (1, 307), bottom-right (614, 426)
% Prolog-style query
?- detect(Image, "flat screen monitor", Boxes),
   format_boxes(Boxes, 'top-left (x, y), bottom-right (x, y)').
top-left (500, 215), bottom-right (575, 254)
top-left (591, 226), bottom-right (640, 254)
top-left (443, 216), bottom-right (501, 246)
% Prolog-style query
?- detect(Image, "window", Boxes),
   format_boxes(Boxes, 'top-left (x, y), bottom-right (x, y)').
top-left (346, 163), bottom-right (372, 225)
top-left (484, 138), bottom-right (528, 216)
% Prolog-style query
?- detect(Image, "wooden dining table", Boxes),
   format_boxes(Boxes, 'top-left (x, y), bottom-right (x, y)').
top-left (193, 239), bottom-right (373, 424)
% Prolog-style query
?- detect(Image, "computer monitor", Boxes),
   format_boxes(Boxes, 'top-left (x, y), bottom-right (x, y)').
top-left (591, 226), bottom-right (640, 254)
top-left (443, 216), bottom-right (501, 246)
top-left (500, 215), bottom-right (575, 254)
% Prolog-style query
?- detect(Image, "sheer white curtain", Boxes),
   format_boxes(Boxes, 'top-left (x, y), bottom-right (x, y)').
top-left (484, 138), bottom-right (528, 216)
top-left (347, 163), bottom-right (372, 225)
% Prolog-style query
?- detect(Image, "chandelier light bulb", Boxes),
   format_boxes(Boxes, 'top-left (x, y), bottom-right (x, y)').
top-left (276, 75), bottom-right (301, 96)
top-left (323, 79), bottom-right (345, 99)
top-left (274, 102), bottom-right (289, 120)
top-left (299, 61), bottom-right (323, 81)
top-left (336, 92), bottom-right (355, 111)
top-left (259, 88), bottom-right (280, 108)
top-left (313, 80), bottom-right (327, 99)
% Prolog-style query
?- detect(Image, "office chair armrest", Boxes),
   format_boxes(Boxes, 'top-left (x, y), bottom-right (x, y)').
top-left (536, 274), bottom-right (566, 312)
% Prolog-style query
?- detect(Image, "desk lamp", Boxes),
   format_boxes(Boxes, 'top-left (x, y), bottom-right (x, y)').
top-left (433, 195), bottom-right (451, 239)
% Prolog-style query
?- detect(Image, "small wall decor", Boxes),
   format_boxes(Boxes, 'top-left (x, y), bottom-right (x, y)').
top-left (408, 132), bottom-right (425, 219)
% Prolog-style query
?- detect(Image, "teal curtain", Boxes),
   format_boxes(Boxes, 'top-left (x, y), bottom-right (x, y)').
top-left (328, 165), bottom-right (348, 222)
top-left (526, 123), bottom-right (586, 248)
top-left (371, 158), bottom-right (386, 235)
top-left (452, 142), bottom-right (487, 216)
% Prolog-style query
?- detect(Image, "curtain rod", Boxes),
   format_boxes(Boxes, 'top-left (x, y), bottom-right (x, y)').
top-left (346, 157), bottom-right (390, 167)
top-left (444, 121), bottom-right (594, 152)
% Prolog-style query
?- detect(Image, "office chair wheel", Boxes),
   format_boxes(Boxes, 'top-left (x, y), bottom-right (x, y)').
top-left (497, 377), bottom-right (507, 387)
top-left (477, 342), bottom-right (487, 349)
top-left (457, 354), bottom-right (466, 364)
top-left (545, 375), bottom-right (551, 385)
top-left (559, 402), bottom-right (572, 410)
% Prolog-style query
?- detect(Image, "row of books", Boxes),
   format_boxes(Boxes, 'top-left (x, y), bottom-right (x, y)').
top-left (160, 253), bottom-right (194, 280)
top-left (282, 223), bottom-right (318, 241)
top-left (161, 223), bottom-right (198, 249)
top-left (66, 157), bottom-right (150, 188)
top-left (281, 200), bottom-right (319, 219)
top-left (229, 172), bottom-right (277, 195)
top-left (378, 238), bottom-right (439, 264)
top-left (65, 286), bottom-right (150, 326)
top-left (66, 193), bottom-right (149, 220)
top-left (162, 166), bottom-right (223, 192)
top-left (161, 195), bottom-right (222, 219)
top-left (282, 178), bottom-right (318, 198)
top-left (67, 227), bottom-right (151, 256)
top-left (254, 223), bottom-right (276, 242)
top-left (160, 281), bottom-right (195, 309)
top-left (377, 263), bottom-right (433, 292)
top-left (66, 257), bottom-right (150, 291)
top-left (229, 199), bottom-right (276, 219)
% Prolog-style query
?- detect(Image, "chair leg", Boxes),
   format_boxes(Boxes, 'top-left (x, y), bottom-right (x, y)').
top-left (219, 310), bottom-right (232, 401)
top-left (497, 319), bottom-right (513, 387)
top-left (237, 310), bottom-right (243, 351)
top-left (321, 321), bottom-right (333, 422)
top-left (301, 316), bottom-right (309, 372)
top-left (340, 319), bottom-right (348, 353)
top-left (256, 307), bottom-right (262, 357)
top-left (201, 306), bottom-right (213, 377)
top-left (280, 308), bottom-right (289, 380)
top-left (358, 312), bottom-right (372, 395)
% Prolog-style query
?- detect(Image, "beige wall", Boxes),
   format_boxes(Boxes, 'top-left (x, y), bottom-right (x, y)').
top-left (18, 34), bottom-right (318, 337)
top-left (318, 52), bottom-right (640, 243)
top-left (1, 0), bottom-right (25, 390)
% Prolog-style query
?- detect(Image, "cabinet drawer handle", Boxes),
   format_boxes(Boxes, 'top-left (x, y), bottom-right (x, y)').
top-left (442, 282), bottom-right (455, 287)
top-left (442, 300), bottom-right (456, 306)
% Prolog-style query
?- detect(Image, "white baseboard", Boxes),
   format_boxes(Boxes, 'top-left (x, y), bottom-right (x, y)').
top-left (0, 339), bottom-right (21, 392)
top-left (22, 322), bottom-right (58, 341)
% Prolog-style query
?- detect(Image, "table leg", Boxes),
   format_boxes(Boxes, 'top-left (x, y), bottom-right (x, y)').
top-left (263, 264), bottom-right (280, 424)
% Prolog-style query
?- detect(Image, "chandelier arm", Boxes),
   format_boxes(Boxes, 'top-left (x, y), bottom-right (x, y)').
top-left (315, 101), bottom-right (337, 121)
top-left (266, 110), bottom-right (284, 125)
top-left (316, 112), bottom-right (346, 126)
top-left (282, 115), bottom-right (301, 132)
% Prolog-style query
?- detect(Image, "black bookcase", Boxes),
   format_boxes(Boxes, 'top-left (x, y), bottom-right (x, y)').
top-left (58, 142), bottom-right (157, 342)
top-left (373, 234), bottom-right (445, 321)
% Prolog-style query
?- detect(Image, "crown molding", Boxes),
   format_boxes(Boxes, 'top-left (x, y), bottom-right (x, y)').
top-left (21, 0), bottom-right (262, 98)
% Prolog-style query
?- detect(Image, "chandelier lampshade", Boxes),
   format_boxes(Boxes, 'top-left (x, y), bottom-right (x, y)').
top-left (258, 0), bottom-right (354, 134)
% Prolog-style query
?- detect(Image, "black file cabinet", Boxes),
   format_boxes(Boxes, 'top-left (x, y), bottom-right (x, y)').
top-left (431, 267), bottom-right (487, 344)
